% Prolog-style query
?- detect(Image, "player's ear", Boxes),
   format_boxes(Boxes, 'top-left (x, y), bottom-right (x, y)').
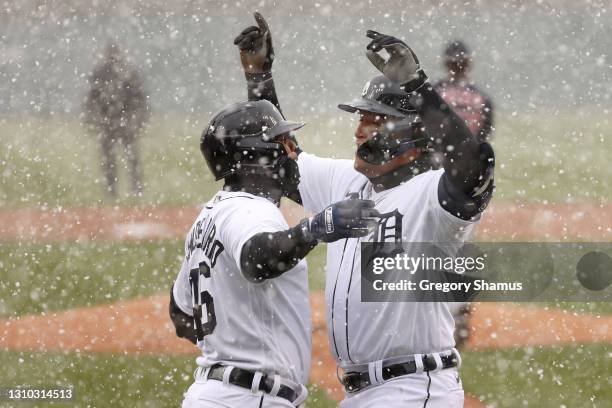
top-left (278, 135), bottom-right (299, 159)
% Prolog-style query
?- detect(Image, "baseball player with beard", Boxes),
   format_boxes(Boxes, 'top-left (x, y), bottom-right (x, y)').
top-left (235, 14), bottom-right (494, 407)
top-left (169, 97), bottom-right (379, 406)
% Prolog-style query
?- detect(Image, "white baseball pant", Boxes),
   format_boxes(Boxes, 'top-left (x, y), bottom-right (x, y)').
top-left (181, 379), bottom-right (297, 408)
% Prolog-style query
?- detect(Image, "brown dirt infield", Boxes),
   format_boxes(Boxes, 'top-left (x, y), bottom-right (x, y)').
top-left (0, 201), bottom-right (610, 242)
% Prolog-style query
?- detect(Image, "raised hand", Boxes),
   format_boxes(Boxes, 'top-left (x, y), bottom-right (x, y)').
top-left (365, 30), bottom-right (426, 89)
top-left (234, 12), bottom-right (274, 74)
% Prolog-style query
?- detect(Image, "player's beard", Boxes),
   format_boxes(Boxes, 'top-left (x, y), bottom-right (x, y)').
top-left (354, 148), bottom-right (422, 179)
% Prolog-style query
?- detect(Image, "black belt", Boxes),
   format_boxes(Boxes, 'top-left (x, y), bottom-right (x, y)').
top-left (206, 364), bottom-right (299, 404)
top-left (341, 352), bottom-right (459, 393)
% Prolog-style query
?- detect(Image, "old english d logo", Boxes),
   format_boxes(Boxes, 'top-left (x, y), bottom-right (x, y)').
top-left (325, 207), bottom-right (334, 233)
top-left (376, 209), bottom-right (403, 243)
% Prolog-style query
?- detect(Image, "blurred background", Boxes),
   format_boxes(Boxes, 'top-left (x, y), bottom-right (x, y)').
top-left (0, 1), bottom-right (610, 407)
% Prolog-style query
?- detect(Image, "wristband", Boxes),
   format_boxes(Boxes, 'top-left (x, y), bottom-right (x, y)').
top-left (400, 70), bottom-right (429, 93)
top-left (245, 71), bottom-right (273, 82)
top-left (298, 218), bottom-right (316, 244)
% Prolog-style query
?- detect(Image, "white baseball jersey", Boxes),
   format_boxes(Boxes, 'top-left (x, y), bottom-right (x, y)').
top-left (172, 191), bottom-right (312, 385)
top-left (297, 152), bottom-right (476, 369)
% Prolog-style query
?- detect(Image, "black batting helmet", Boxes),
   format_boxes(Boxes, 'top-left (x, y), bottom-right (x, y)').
top-left (201, 100), bottom-right (304, 181)
top-left (338, 75), bottom-right (428, 165)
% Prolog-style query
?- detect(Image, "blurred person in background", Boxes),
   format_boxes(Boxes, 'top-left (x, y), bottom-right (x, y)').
top-left (432, 40), bottom-right (494, 170)
top-left (84, 42), bottom-right (150, 199)
top-left (434, 41), bottom-right (494, 348)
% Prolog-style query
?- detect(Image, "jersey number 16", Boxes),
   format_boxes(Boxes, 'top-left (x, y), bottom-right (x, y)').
top-left (189, 262), bottom-right (217, 342)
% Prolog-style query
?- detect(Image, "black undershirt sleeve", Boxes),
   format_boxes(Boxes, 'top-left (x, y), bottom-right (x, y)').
top-left (412, 84), bottom-right (495, 219)
top-left (245, 72), bottom-right (302, 154)
top-left (168, 285), bottom-right (197, 344)
top-left (413, 84), bottom-right (481, 190)
top-left (240, 223), bottom-right (317, 282)
top-left (246, 72), bottom-right (282, 116)
top-left (437, 143), bottom-right (495, 220)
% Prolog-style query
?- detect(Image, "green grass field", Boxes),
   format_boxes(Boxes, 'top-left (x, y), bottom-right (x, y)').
top-left (1, 110), bottom-right (610, 208)
top-left (461, 344), bottom-right (612, 407)
top-left (0, 351), bottom-right (335, 408)
top-left (0, 241), bottom-right (327, 318)
top-left (0, 344), bottom-right (609, 407)
top-left (2, 241), bottom-right (609, 318)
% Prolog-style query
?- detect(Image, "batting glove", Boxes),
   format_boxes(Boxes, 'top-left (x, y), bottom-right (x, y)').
top-left (300, 198), bottom-right (379, 243)
top-left (365, 30), bottom-right (428, 92)
top-left (234, 12), bottom-right (274, 74)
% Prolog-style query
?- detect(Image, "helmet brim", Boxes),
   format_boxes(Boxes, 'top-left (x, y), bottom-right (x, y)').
top-left (265, 120), bottom-right (305, 140)
top-left (338, 99), bottom-right (409, 119)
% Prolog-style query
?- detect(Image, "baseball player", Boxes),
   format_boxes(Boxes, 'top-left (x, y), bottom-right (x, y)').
top-left (236, 14), bottom-right (494, 407)
top-left (434, 40), bottom-right (494, 143)
top-left (169, 98), bottom-right (379, 407)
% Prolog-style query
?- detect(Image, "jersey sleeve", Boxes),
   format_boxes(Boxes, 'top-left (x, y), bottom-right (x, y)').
top-left (216, 198), bottom-right (289, 273)
top-left (172, 229), bottom-right (196, 316)
top-left (172, 256), bottom-right (193, 316)
top-left (297, 152), bottom-right (357, 214)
